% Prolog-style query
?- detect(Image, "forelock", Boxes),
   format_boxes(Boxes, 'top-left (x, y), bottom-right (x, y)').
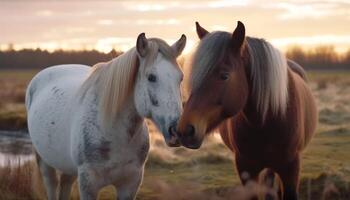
top-left (189, 31), bottom-right (231, 91)
top-left (145, 38), bottom-right (177, 67)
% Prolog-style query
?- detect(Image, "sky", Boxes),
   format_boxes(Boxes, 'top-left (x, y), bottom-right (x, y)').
top-left (0, 0), bottom-right (349, 53)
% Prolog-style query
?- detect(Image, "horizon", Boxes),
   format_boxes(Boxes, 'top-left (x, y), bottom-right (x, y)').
top-left (1, 0), bottom-right (349, 53)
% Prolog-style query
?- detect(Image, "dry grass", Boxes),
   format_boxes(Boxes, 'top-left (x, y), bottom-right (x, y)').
top-left (0, 70), bottom-right (37, 130)
top-left (0, 159), bottom-right (39, 200)
top-left (0, 160), bottom-right (348, 200)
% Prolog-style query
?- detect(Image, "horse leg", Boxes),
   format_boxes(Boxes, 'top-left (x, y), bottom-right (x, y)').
top-left (263, 169), bottom-right (278, 200)
top-left (276, 157), bottom-right (300, 200)
top-left (77, 169), bottom-right (100, 200)
top-left (58, 173), bottom-right (75, 200)
top-left (36, 153), bottom-right (58, 200)
top-left (235, 155), bottom-right (262, 185)
top-left (263, 169), bottom-right (275, 188)
top-left (116, 168), bottom-right (143, 200)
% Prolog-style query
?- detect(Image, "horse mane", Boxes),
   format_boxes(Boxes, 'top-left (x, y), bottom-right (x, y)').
top-left (79, 38), bottom-right (176, 125)
top-left (246, 37), bottom-right (289, 121)
top-left (188, 32), bottom-right (288, 122)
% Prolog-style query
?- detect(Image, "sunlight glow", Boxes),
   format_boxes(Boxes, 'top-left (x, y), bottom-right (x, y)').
top-left (95, 37), bottom-right (134, 53)
top-left (35, 10), bottom-right (54, 17)
top-left (269, 2), bottom-right (337, 20)
top-left (97, 19), bottom-right (114, 26)
top-left (136, 18), bottom-right (180, 25)
top-left (271, 35), bottom-right (350, 53)
top-left (131, 3), bottom-right (167, 12)
top-left (208, 0), bottom-right (250, 7)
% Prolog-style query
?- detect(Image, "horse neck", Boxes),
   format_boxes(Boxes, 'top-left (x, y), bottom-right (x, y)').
top-left (242, 94), bottom-right (265, 126)
top-left (111, 94), bottom-right (144, 135)
top-left (87, 85), bottom-right (144, 138)
top-left (239, 61), bottom-right (265, 126)
top-left (241, 72), bottom-right (275, 127)
top-left (242, 72), bottom-right (292, 127)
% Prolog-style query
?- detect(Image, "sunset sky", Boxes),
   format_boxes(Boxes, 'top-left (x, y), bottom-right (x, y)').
top-left (1, 0), bottom-right (349, 53)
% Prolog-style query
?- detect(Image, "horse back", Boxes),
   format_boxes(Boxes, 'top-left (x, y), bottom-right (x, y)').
top-left (287, 59), bottom-right (307, 81)
top-left (26, 64), bottom-right (90, 110)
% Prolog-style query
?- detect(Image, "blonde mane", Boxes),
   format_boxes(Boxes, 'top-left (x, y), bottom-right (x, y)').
top-left (188, 32), bottom-right (288, 121)
top-left (79, 38), bottom-right (176, 125)
top-left (246, 37), bottom-right (288, 121)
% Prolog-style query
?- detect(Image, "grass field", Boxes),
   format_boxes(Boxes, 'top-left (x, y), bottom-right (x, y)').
top-left (0, 69), bottom-right (350, 199)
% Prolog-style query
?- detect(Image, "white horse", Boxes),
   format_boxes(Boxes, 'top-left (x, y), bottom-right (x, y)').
top-left (25, 33), bottom-right (186, 200)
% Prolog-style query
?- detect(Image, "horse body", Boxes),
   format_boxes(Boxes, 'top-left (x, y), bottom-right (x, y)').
top-left (27, 63), bottom-right (150, 199)
top-left (27, 64), bottom-right (90, 174)
top-left (26, 33), bottom-right (186, 200)
top-left (176, 22), bottom-right (317, 200)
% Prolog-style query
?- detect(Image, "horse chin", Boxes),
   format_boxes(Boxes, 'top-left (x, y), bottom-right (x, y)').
top-left (166, 139), bottom-right (181, 147)
top-left (161, 133), bottom-right (180, 147)
top-left (165, 124), bottom-right (181, 147)
top-left (182, 140), bottom-right (202, 149)
top-left (179, 135), bottom-right (203, 149)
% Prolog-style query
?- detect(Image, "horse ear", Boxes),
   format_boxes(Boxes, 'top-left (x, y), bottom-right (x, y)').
top-left (196, 22), bottom-right (209, 40)
top-left (231, 21), bottom-right (245, 52)
top-left (136, 33), bottom-right (148, 57)
top-left (171, 34), bottom-right (187, 57)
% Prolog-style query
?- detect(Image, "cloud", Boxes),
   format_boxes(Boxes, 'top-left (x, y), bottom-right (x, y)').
top-left (208, 0), bottom-right (250, 8)
top-left (135, 18), bottom-right (180, 25)
top-left (262, 0), bottom-right (350, 20)
top-left (121, 0), bottom-right (249, 12)
top-left (97, 19), bottom-right (114, 26)
top-left (35, 9), bottom-right (54, 17)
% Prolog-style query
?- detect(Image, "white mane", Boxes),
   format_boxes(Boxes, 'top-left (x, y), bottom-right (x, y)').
top-left (246, 37), bottom-right (289, 121)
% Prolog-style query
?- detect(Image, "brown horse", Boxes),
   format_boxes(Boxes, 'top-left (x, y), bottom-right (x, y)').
top-left (176, 21), bottom-right (318, 200)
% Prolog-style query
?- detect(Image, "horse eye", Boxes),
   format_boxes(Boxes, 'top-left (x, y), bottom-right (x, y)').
top-left (220, 73), bottom-right (229, 81)
top-left (148, 74), bottom-right (157, 82)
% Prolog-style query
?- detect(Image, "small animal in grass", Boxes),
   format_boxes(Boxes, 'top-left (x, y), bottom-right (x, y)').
top-left (176, 21), bottom-right (317, 200)
top-left (26, 33), bottom-right (186, 200)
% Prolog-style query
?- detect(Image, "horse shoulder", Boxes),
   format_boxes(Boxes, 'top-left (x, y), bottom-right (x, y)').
top-left (136, 122), bottom-right (150, 165)
top-left (218, 114), bottom-right (248, 153)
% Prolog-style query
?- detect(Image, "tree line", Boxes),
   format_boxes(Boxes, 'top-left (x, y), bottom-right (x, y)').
top-left (0, 46), bottom-right (349, 70)
top-left (0, 48), bottom-right (122, 70)
top-left (286, 46), bottom-right (350, 70)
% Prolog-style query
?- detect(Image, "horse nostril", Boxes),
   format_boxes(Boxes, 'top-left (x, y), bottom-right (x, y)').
top-left (169, 125), bottom-right (177, 137)
top-left (186, 124), bottom-right (195, 137)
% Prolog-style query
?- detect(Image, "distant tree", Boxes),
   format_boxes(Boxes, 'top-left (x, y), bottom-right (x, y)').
top-left (286, 46), bottom-right (307, 65)
top-left (286, 45), bottom-right (349, 70)
top-left (0, 48), bottom-right (123, 70)
top-left (0, 46), bottom-right (348, 70)
top-left (6, 43), bottom-right (14, 52)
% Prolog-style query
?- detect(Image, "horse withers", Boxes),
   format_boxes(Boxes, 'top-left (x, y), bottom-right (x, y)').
top-left (176, 21), bottom-right (317, 200)
top-left (26, 33), bottom-right (186, 200)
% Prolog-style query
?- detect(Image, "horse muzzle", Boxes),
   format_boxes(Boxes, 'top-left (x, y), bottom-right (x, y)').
top-left (166, 124), bottom-right (181, 147)
top-left (176, 124), bottom-right (202, 149)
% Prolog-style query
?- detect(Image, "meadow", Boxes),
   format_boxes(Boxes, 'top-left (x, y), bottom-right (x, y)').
top-left (0, 69), bottom-right (349, 199)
